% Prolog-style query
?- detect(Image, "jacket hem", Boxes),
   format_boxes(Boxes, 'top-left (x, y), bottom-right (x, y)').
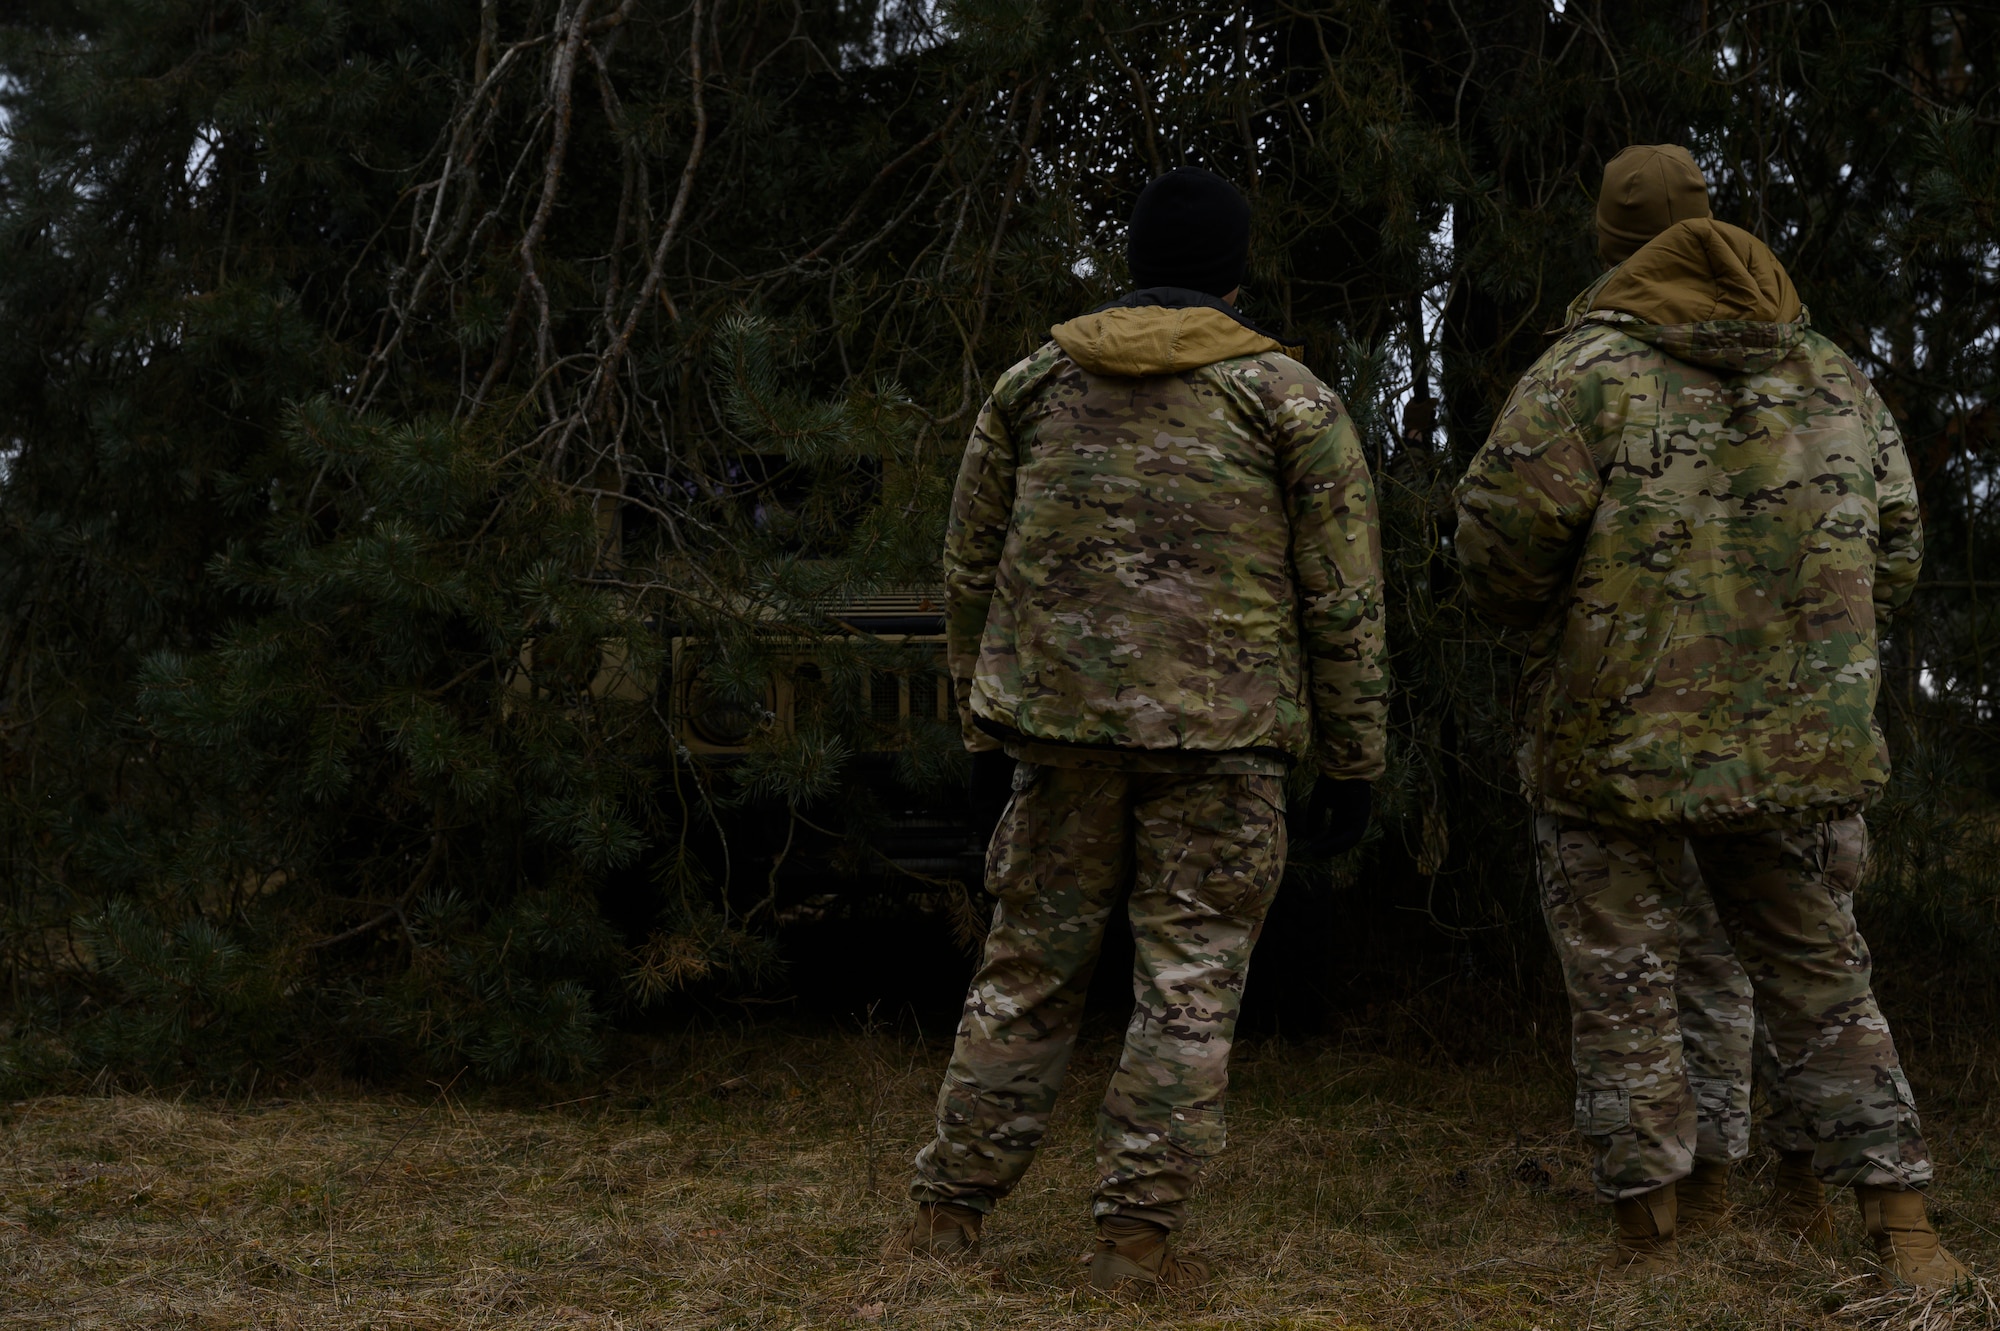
top-left (975, 716), bottom-right (1296, 770)
top-left (1529, 792), bottom-right (1874, 834)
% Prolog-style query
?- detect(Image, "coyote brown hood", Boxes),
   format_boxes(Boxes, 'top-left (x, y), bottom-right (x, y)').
top-left (1050, 303), bottom-right (1291, 377)
top-left (1590, 218), bottom-right (1807, 372)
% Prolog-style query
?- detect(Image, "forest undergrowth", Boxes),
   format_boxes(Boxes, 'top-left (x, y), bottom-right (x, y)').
top-left (6, 1022), bottom-right (2000, 1330)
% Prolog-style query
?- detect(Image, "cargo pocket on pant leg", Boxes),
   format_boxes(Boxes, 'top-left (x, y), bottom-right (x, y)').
top-left (1690, 1075), bottom-right (1750, 1159)
top-left (922, 1076), bottom-right (1025, 1202)
top-left (1184, 775), bottom-right (1287, 918)
top-left (1575, 1088), bottom-right (1631, 1136)
top-left (1887, 1068), bottom-right (1922, 1133)
top-left (1816, 1063), bottom-right (1920, 1135)
top-left (938, 1076), bottom-right (1041, 1159)
top-left (1824, 816), bottom-right (1867, 897)
top-left (1166, 1105), bottom-right (1228, 1159)
top-left (984, 763), bottom-right (1044, 902)
top-left (935, 1075), bottom-right (976, 1133)
top-left (1689, 1076), bottom-right (1735, 1121)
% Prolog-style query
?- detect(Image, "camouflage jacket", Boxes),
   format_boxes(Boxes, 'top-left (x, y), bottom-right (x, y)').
top-left (1455, 219), bottom-right (1923, 829)
top-left (943, 288), bottom-right (1387, 778)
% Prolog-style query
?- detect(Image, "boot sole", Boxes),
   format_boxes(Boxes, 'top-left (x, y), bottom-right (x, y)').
top-left (1874, 1248), bottom-right (1971, 1290)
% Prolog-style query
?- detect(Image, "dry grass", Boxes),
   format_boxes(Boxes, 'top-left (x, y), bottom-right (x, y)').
top-left (4, 1025), bottom-right (1998, 1329)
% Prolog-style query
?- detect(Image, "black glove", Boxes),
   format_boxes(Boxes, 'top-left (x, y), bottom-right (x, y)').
top-left (968, 749), bottom-right (1017, 847)
top-left (1294, 779), bottom-right (1372, 858)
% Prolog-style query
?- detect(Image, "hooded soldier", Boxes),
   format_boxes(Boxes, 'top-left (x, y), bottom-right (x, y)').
top-left (1576, 149), bottom-right (1818, 1245)
top-left (1455, 144), bottom-right (1963, 1286)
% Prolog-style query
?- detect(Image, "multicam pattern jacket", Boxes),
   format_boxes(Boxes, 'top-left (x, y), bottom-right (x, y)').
top-left (1455, 220), bottom-right (1923, 829)
top-left (943, 289), bottom-right (1388, 779)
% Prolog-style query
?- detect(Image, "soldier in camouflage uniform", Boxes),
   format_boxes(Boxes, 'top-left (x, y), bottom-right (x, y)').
top-left (1456, 145), bottom-right (1962, 1284)
top-left (1559, 154), bottom-right (1823, 1246)
top-left (886, 168), bottom-right (1388, 1291)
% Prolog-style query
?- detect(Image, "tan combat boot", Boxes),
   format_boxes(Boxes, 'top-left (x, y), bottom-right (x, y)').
top-left (1856, 1186), bottom-right (1970, 1289)
top-left (880, 1201), bottom-right (983, 1258)
top-left (1088, 1215), bottom-right (1212, 1292)
top-left (1769, 1150), bottom-right (1834, 1251)
top-left (1604, 1184), bottom-right (1677, 1278)
top-left (1677, 1159), bottom-right (1732, 1232)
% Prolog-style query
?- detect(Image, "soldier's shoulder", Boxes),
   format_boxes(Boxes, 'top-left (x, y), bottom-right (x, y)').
top-left (1214, 349), bottom-right (1342, 413)
top-left (1542, 319), bottom-right (1660, 380)
top-left (1795, 329), bottom-right (1876, 390)
top-left (990, 341), bottom-right (1069, 411)
top-left (1792, 332), bottom-right (1901, 439)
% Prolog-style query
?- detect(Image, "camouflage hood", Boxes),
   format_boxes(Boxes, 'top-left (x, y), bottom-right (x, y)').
top-left (1050, 287), bottom-right (1296, 376)
top-left (1577, 218), bottom-right (1808, 374)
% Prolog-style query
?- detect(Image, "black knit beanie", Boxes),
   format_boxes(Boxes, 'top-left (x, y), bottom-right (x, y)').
top-left (1126, 167), bottom-right (1251, 299)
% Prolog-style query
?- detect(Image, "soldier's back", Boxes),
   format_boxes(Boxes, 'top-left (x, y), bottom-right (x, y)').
top-left (1458, 218), bottom-right (1922, 829)
top-left (964, 298), bottom-right (1369, 764)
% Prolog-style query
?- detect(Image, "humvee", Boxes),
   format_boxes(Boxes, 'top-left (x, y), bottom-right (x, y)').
top-left (668, 587), bottom-right (981, 888)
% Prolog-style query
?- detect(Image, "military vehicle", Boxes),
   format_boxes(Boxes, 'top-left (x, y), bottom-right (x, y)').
top-left (667, 587), bottom-right (981, 891)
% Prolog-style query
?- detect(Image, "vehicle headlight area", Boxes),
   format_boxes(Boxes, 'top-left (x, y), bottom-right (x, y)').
top-left (666, 591), bottom-right (981, 880)
top-left (681, 671), bottom-right (771, 748)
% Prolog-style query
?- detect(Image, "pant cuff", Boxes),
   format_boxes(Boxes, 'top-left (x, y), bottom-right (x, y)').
top-left (910, 1180), bottom-right (998, 1214)
top-left (1833, 1170), bottom-right (1932, 1192)
top-left (1598, 1177), bottom-right (1683, 1203)
top-left (1091, 1200), bottom-right (1183, 1232)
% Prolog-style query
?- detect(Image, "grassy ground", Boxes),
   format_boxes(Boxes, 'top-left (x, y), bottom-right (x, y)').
top-left (4, 1024), bottom-right (1998, 1329)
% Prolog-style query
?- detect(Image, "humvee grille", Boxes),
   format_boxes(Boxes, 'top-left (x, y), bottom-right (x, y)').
top-left (831, 586), bottom-right (945, 635)
top-left (870, 671), bottom-right (902, 724)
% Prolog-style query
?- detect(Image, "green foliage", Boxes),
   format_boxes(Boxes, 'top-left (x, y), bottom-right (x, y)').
top-left (2, 0), bottom-right (1996, 1083)
top-left (1862, 735), bottom-right (2000, 982)
top-left (364, 886), bottom-right (618, 1082)
top-left (68, 899), bottom-right (292, 1083)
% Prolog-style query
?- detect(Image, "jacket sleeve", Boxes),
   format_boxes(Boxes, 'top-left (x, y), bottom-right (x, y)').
top-left (1453, 362), bottom-right (1605, 628)
top-left (941, 394), bottom-right (1017, 753)
top-left (1269, 370), bottom-right (1388, 780)
top-left (1865, 382), bottom-right (1924, 623)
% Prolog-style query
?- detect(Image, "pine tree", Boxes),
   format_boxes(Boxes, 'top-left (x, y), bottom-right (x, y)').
top-left (2, 1), bottom-right (1994, 1084)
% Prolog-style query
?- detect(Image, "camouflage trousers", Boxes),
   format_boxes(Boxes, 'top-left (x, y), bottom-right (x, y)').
top-left (909, 763), bottom-right (1287, 1230)
top-left (1537, 812), bottom-right (1930, 1200)
top-left (1674, 849), bottom-right (1816, 1162)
